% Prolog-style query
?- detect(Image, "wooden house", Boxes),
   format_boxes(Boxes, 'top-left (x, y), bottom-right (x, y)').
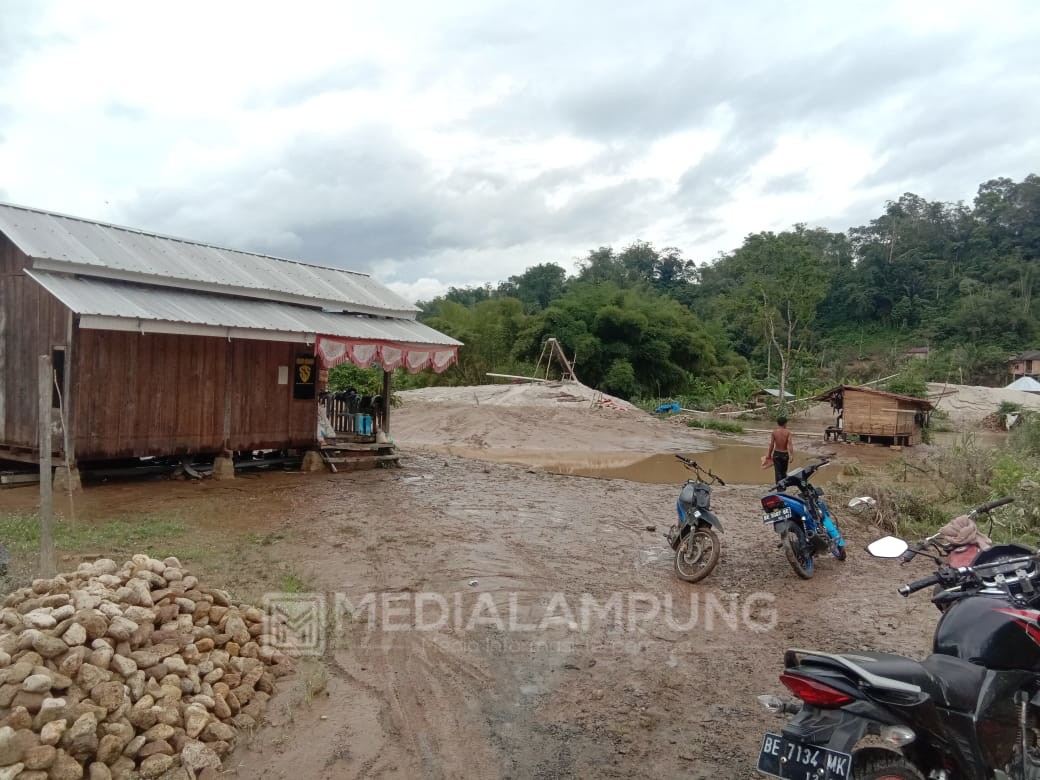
top-left (1009, 350), bottom-right (1040, 381)
top-left (815, 385), bottom-right (934, 446)
top-left (0, 202), bottom-right (461, 480)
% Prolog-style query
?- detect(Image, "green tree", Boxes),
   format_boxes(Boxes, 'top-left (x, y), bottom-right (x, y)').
top-left (516, 282), bottom-right (719, 399)
top-left (421, 297), bottom-right (533, 385)
top-left (705, 229), bottom-right (831, 404)
top-left (495, 263), bottom-right (567, 312)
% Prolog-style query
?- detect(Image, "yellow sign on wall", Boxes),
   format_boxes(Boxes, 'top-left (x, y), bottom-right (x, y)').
top-left (294, 354), bottom-right (316, 400)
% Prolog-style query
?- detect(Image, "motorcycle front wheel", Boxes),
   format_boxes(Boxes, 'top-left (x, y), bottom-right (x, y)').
top-left (783, 525), bottom-right (814, 579)
top-left (674, 527), bottom-right (720, 583)
top-left (854, 754), bottom-right (925, 779)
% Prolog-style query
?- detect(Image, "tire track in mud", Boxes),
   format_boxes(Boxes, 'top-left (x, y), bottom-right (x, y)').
top-left (229, 451), bottom-right (938, 779)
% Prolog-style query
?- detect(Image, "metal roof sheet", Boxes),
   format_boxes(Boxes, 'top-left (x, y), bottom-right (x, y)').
top-left (28, 271), bottom-right (461, 347)
top-left (814, 384), bottom-right (935, 410)
top-left (1006, 376), bottom-right (1040, 392)
top-left (0, 201), bottom-right (419, 317)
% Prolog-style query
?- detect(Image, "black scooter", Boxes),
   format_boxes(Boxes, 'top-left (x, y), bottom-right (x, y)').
top-left (754, 497), bottom-right (1040, 780)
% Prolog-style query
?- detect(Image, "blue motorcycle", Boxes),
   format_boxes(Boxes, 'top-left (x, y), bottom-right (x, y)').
top-left (759, 458), bottom-right (846, 579)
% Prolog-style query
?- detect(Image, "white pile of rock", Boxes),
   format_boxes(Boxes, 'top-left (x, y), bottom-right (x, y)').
top-left (0, 555), bottom-right (295, 780)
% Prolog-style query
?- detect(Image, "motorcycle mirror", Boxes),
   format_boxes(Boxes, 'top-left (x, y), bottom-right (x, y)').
top-left (847, 496), bottom-right (877, 515)
top-left (867, 536), bottom-right (909, 558)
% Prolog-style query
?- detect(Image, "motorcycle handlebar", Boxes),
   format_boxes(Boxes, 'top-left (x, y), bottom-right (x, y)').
top-left (902, 537), bottom-right (940, 563)
top-left (674, 455), bottom-right (725, 486)
top-left (973, 497), bottom-right (1015, 515)
top-left (898, 574), bottom-right (941, 597)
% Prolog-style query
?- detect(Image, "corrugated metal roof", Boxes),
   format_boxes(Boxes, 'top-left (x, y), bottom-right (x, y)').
top-left (814, 384), bottom-right (935, 410)
top-left (28, 271), bottom-right (461, 347)
top-left (0, 201), bottom-right (419, 318)
top-left (1007, 376), bottom-right (1040, 393)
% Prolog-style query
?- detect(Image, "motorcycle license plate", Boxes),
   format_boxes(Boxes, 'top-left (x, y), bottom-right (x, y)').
top-left (756, 733), bottom-right (851, 780)
top-left (762, 507), bottom-right (793, 524)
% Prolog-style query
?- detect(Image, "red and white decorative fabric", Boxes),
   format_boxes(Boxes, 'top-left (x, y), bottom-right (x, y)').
top-left (316, 335), bottom-right (459, 374)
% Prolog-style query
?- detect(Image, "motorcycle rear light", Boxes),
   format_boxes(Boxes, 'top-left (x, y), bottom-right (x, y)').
top-left (880, 725), bottom-right (915, 747)
top-left (762, 495), bottom-right (786, 511)
top-left (779, 673), bottom-right (854, 708)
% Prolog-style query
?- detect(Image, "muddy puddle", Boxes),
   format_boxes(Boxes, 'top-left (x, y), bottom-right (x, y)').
top-left (544, 445), bottom-right (838, 485)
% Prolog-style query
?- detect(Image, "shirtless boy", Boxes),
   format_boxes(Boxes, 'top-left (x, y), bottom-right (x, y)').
top-left (767, 416), bottom-right (792, 485)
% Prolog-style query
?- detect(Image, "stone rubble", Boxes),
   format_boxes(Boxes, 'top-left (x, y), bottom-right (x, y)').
top-left (0, 555), bottom-right (297, 780)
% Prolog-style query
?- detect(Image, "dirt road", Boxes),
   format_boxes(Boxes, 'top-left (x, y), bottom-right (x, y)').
top-left (0, 384), bottom-right (949, 779)
top-left (219, 450), bottom-right (936, 780)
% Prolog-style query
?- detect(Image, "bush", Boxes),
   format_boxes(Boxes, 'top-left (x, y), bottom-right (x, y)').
top-left (686, 418), bottom-right (745, 434)
top-left (1010, 411), bottom-right (1040, 456)
top-left (998, 401), bottom-right (1024, 417)
top-left (885, 368), bottom-right (928, 398)
top-left (328, 363), bottom-right (402, 406)
top-left (829, 480), bottom-right (947, 535)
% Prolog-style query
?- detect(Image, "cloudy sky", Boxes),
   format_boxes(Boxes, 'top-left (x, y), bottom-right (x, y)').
top-left (1, 1), bottom-right (1037, 302)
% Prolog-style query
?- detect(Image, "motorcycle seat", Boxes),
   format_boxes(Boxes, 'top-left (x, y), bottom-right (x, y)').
top-left (830, 651), bottom-right (986, 712)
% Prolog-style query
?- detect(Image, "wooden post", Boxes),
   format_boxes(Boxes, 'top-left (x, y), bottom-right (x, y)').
top-left (0, 306), bottom-right (6, 441)
top-left (38, 354), bottom-right (56, 577)
top-left (223, 339), bottom-right (233, 450)
top-left (382, 369), bottom-right (392, 434)
top-left (63, 310), bottom-right (77, 485)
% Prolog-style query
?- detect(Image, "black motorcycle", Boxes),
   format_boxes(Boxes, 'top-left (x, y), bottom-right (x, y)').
top-left (665, 455), bottom-right (725, 583)
top-left (754, 496), bottom-right (1040, 780)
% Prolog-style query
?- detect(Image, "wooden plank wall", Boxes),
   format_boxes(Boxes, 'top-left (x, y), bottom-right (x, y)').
top-left (843, 391), bottom-right (920, 438)
top-left (229, 339), bottom-right (315, 451)
top-left (74, 331), bottom-right (316, 459)
top-left (0, 234), bottom-right (68, 453)
top-left (74, 330), bottom-right (225, 459)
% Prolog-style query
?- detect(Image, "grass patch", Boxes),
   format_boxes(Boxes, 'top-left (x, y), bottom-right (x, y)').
top-left (1, 511), bottom-right (186, 558)
top-left (278, 570), bottom-right (314, 594)
top-left (685, 418), bottom-right (745, 434)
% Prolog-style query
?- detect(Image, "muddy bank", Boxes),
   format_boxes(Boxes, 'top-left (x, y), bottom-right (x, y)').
top-left (2, 381), bottom-right (986, 779)
top-left (212, 451), bottom-right (934, 780)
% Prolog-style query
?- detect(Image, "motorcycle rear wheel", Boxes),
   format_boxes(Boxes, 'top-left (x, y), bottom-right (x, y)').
top-left (783, 526), bottom-right (814, 579)
top-left (854, 755), bottom-right (925, 779)
top-left (674, 527), bottom-right (720, 583)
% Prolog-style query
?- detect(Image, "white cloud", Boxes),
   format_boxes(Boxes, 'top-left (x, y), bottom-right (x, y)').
top-left (0, 0), bottom-right (1038, 302)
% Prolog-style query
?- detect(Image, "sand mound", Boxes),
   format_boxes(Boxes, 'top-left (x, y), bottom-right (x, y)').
top-left (397, 381), bottom-right (639, 411)
top-left (928, 382), bottom-right (1040, 426)
top-left (392, 382), bottom-right (719, 458)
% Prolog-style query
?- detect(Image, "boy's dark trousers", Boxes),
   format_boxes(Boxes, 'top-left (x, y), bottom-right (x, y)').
top-left (773, 451), bottom-right (789, 485)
